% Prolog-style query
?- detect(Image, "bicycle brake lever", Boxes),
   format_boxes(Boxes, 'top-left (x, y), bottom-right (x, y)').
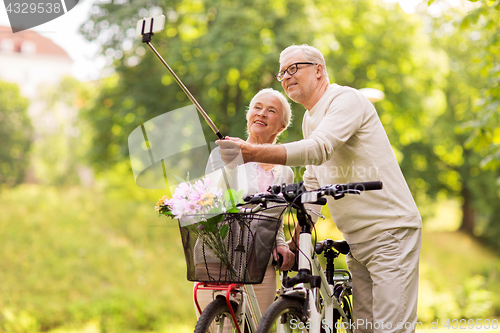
top-left (306, 208), bottom-right (325, 220)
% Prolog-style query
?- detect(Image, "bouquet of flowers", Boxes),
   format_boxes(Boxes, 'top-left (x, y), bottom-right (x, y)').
top-left (155, 176), bottom-right (244, 278)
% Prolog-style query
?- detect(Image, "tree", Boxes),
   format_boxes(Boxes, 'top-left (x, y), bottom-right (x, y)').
top-left (80, 0), bottom-right (320, 170)
top-left (0, 81), bottom-right (32, 187)
top-left (31, 76), bottom-right (95, 186)
top-left (80, 0), bottom-right (446, 172)
top-left (459, 0), bottom-right (500, 171)
top-left (410, 0), bottom-right (500, 247)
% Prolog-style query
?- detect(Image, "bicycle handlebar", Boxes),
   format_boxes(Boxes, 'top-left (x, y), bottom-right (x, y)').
top-left (328, 181), bottom-right (383, 192)
top-left (239, 181), bottom-right (383, 213)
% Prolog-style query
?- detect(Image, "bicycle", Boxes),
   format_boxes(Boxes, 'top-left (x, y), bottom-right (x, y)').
top-left (182, 204), bottom-right (289, 333)
top-left (193, 281), bottom-right (262, 333)
top-left (240, 181), bottom-right (383, 333)
top-left (187, 180), bottom-right (382, 333)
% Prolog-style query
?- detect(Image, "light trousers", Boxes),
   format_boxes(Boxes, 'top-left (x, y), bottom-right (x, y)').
top-left (346, 228), bottom-right (422, 333)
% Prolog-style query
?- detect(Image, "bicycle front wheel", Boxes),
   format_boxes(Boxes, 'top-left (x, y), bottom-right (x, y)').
top-left (257, 297), bottom-right (309, 333)
top-left (194, 297), bottom-right (241, 333)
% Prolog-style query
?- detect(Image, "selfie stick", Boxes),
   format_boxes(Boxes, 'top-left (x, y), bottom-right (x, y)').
top-left (137, 16), bottom-right (236, 204)
top-left (138, 16), bottom-right (224, 140)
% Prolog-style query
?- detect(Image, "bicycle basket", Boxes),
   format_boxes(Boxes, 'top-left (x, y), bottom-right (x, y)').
top-left (179, 206), bottom-right (284, 284)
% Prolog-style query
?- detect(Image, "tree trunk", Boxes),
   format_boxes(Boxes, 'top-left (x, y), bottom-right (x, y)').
top-left (460, 185), bottom-right (476, 236)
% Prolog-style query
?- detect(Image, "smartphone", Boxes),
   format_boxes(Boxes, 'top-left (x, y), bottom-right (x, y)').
top-left (136, 15), bottom-right (166, 36)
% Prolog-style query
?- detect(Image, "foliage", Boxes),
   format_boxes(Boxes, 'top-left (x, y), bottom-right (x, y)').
top-left (79, 0), bottom-right (320, 170)
top-left (317, 0), bottom-right (447, 156)
top-left (406, 0), bottom-right (500, 248)
top-left (460, 0), bottom-right (500, 170)
top-left (0, 80), bottom-right (32, 187)
top-left (0, 185), bottom-right (196, 332)
top-left (1, 308), bottom-right (40, 333)
top-left (31, 76), bottom-right (96, 186)
top-left (79, 0), bottom-right (447, 170)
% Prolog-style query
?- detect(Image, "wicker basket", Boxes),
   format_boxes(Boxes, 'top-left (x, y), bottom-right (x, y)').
top-left (179, 207), bottom-right (283, 284)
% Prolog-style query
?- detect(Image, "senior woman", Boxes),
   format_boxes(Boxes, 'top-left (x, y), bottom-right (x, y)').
top-left (196, 88), bottom-right (296, 316)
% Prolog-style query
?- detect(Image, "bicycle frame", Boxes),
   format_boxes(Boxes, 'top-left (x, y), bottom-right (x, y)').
top-left (194, 282), bottom-right (263, 333)
top-left (276, 215), bottom-right (353, 333)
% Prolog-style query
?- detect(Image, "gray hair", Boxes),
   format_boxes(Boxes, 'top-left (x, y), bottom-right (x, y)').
top-left (246, 88), bottom-right (292, 139)
top-left (279, 44), bottom-right (328, 78)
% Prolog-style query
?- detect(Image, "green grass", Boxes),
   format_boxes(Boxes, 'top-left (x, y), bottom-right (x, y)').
top-left (421, 231), bottom-right (500, 288)
top-left (418, 231), bottom-right (500, 321)
top-left (0, 185), bottom-right (196, 332)
top-left (0, 185), bottom-right (499, 332)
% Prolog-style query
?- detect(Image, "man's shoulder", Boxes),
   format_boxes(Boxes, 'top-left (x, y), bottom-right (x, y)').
top-left (326, 84), bottom-right (373, 111)
top-left (328, 84), bottom-right (362, 98)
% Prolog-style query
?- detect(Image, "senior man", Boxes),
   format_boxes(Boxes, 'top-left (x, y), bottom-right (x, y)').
top-left (217, 44), bottom-right (422, 333)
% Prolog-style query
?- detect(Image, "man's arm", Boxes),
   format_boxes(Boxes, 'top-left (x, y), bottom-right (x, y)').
top-left (216, 137), bottom-right (287, 165)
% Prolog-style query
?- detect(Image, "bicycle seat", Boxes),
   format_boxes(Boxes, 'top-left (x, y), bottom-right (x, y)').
top-left (332, 240), bottom-right (350, 255)
top-left (315, 239), bottom-right (350, 255)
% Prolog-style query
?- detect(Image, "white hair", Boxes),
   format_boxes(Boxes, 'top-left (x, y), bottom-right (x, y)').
top-left (279, 44), bottom-right (328, 78)
top-left (246, 88), bottom-right (292, 138)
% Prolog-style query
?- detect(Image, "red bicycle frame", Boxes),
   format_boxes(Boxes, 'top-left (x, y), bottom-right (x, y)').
top-left (194, 282), bottom-right (244, 333)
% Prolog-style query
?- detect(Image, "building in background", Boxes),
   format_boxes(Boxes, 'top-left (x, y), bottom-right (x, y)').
top-left (0, 25), bottom-right (73, 99)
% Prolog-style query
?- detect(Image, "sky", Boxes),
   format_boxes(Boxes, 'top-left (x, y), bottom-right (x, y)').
top-left (0, 0), bottom-right (431, 82)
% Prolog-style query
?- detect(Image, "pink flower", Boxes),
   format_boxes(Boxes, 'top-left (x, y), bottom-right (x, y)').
top-left (171, 199), bottom-right (188, 218)
top-left (187, 189), bottom-right (201, 202)
top-left (195, 178), bottom-right (213, 192)
top-left (184, 200), bottom-right (198, 215)
top-left (159, 177), bottom-right (225, 220)
top-left (174, 182), bottom-right (192, 199)
top-left (163, 197), bottom-right (173, 207)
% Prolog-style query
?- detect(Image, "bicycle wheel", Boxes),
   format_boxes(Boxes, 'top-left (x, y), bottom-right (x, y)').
top-left (332, 294), bottom-right (353, 333)
top-left (194, 297), bottom-right (241, 333)
top-left (257, 297), bottom-right (309, 333)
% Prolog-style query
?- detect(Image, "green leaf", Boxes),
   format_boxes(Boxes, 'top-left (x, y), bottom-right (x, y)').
top-left (174, 175), bottom-right (186, 183)
top-left (428, 0), bottom-right (435, 5)
top-left (202, 220), bottom-right (217, 233)
top-left (224, 189), bottom-right (244, 210)
top-left (213, 214), bottom-right (224, 223)
top-left (226, 207), bottom-right (240, 214)
top-left (220, 224), bottom-right (229, 239)
top-left (204, 214), bottom-right (223, 233)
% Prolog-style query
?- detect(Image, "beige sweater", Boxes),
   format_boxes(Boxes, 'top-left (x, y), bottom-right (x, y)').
top-left (283, 84), bottom-right (421, 244)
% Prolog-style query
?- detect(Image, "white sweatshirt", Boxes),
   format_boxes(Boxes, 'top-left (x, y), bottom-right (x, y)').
top-left (283, 84), bottom-right (422, 244)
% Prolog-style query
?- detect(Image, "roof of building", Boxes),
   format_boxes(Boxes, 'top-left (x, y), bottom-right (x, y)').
top-left (0, 25), bottom-right (71, 58)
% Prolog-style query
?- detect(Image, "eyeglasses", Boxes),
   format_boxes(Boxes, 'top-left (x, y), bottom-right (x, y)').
top-left (275, 62), bottom-right (317, 82)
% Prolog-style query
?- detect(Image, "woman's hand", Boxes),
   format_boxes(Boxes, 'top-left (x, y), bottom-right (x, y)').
top-left (274, 245), bottom-right (295, 271)
top-left (216, 137), bottom-right (248, 166)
